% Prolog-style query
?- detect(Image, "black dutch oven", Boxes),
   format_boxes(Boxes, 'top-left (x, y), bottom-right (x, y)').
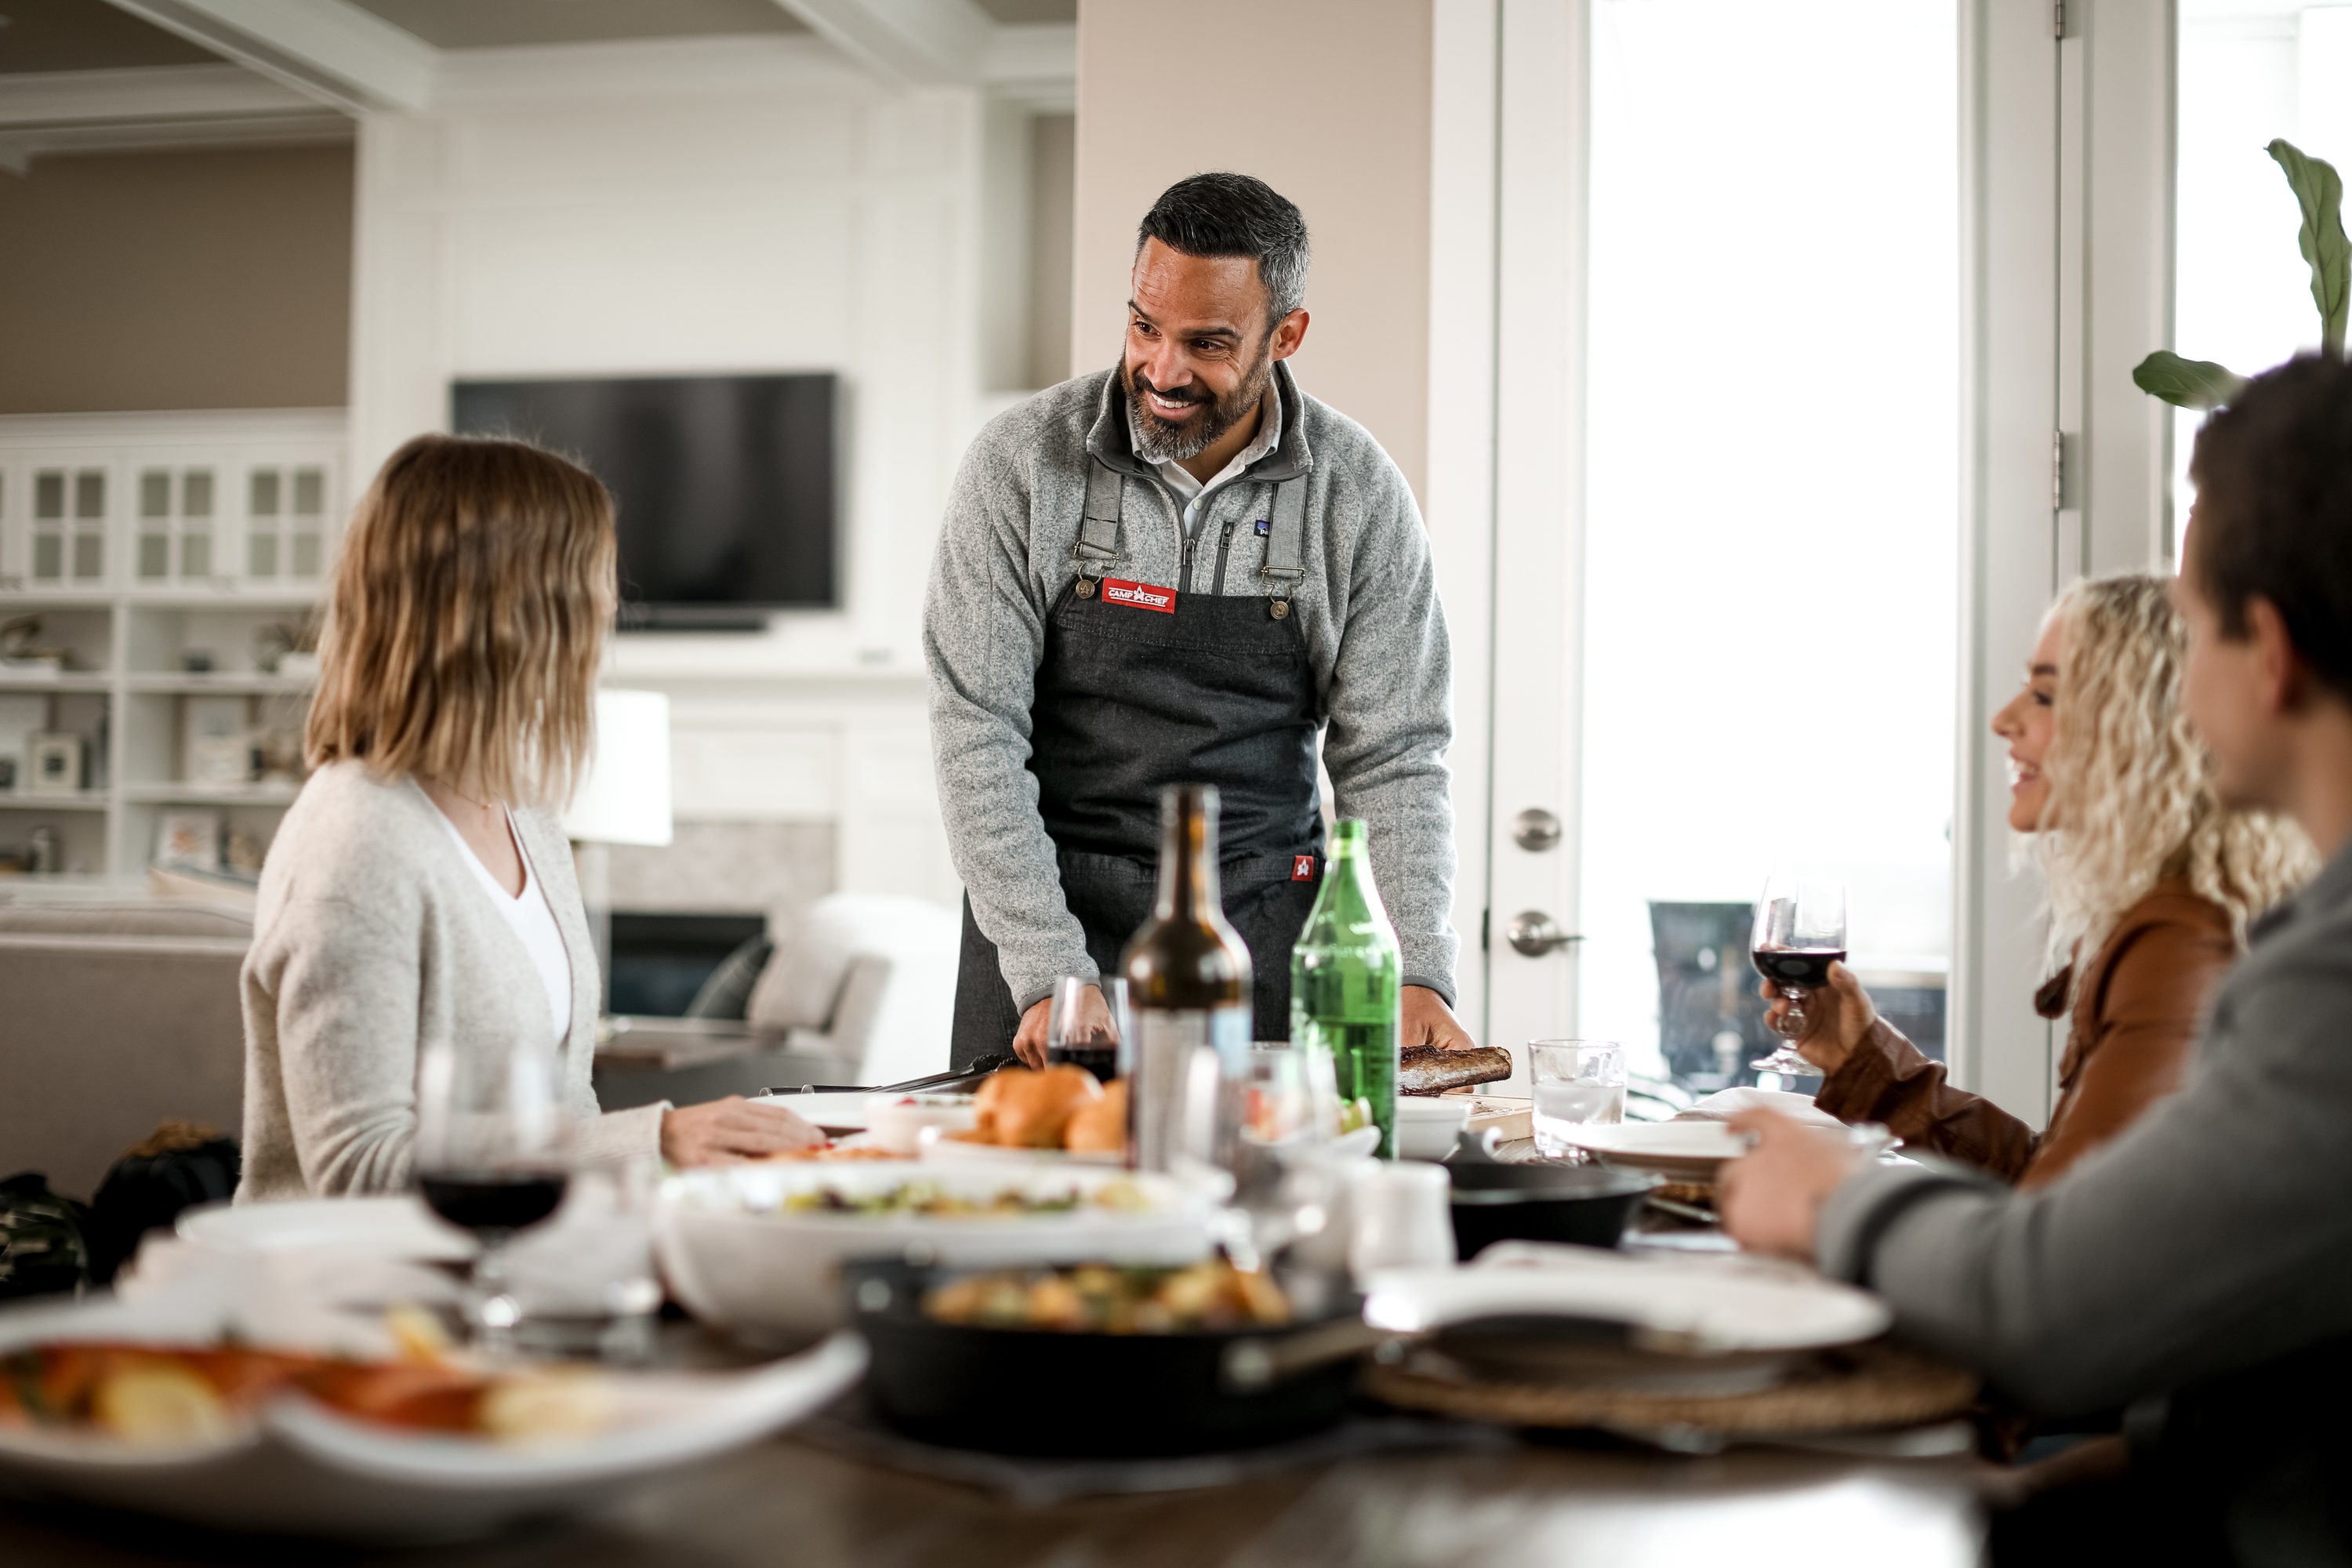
top-left (841, 1258), bottom-right (1383, 1458)
top-left (1444, 1142), bottom-right (1657, 1260)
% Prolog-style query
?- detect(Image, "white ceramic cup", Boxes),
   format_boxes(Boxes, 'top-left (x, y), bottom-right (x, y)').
top-left (1347, 1160), bottom-right (1456, 1278)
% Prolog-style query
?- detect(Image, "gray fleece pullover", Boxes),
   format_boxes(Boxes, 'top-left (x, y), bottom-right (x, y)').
top-left (924, 363), bottom-right (1459, 1014)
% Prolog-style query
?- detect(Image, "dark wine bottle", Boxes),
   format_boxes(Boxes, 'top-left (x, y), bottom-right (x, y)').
top-left (1121, 784), bottom-right (1253, 1171)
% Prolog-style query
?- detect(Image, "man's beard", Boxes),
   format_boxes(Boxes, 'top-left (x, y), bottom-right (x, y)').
top-left (1126, 350), bottom-right (1272, 465)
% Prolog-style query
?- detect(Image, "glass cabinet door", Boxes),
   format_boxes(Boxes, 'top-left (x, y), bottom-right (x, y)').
top-left (137, 466), bottom-right (221, 584)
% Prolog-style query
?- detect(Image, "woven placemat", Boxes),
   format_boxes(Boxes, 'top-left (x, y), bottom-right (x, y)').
top-left (1364, 1340), bottom-right (1979, 1436)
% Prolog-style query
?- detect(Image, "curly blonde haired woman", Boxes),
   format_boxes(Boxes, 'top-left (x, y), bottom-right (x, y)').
top-left (1768, 571), bottom-right (2314, 1189)
top-left (238, 435), bottom-right (819, 1202)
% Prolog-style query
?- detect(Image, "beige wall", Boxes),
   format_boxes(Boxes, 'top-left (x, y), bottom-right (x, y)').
top-left (1071, 0), bottom-right (1432, 503)
top-left (0, 144), bottom-right (354, 416)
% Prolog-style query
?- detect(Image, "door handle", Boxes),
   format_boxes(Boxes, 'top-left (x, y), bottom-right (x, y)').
top-left (1511, 808), bottom-right (1563, 852)
top-left (1505, 910), bottom-right (1582, 957)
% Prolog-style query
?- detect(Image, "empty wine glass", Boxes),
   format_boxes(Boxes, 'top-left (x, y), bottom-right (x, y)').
top-left (414, 1036), bottom-right (571, 1354)
top-left (1749, 869), bottom-right (1849, 1077)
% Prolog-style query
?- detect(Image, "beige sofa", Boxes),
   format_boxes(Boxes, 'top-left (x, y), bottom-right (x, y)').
top-left (0, 895), bottom-right (250, 1198)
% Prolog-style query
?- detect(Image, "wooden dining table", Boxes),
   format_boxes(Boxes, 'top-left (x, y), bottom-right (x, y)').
top-left (0, 1421), bottom-right (1982, 1567)
top-left (0, 1124), bottom-right (1984, 1566)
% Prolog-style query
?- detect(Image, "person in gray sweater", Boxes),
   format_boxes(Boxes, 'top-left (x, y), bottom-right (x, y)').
top-left (240, 436), bottom-right (819, 1203)
top-left (1721, 354), bottom-right (2352, 1563)
top-left (925, 172), bottom-right (1472, 1068)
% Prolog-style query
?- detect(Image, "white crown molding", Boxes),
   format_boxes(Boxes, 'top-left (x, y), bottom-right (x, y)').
top-left (769, 0), bottom-right (996, 86)
top-left (0, 112), bottom-right (349, 173)
top-left (0, 64), bottom-right (346, 172)
top-left (431, 34), bottom-right (877, 111)
top-left (0, 408), bottom-right (348, 447)
top-left (0, 64), bottom-right (312, 125)
top-left (100, 0), bottom-right (437, 114)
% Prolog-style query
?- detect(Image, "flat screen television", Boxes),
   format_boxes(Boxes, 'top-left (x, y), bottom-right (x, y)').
top-left (451, 373), bottom-right (838, 628)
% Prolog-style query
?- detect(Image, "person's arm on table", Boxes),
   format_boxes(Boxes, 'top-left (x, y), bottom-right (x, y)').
top-left (1724, 953), bottom-right (2352, 1416)
top-left (924, 426), bottom-right (1096, 1067)
top-left (1318, 466), bottom-right (1468, 1049)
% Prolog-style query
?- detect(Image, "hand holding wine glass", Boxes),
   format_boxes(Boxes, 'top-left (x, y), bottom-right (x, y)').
top-left (1748, 869), bottom-right (1848, 1077)
top-left (415, 1035), bottom-right (571, 1353)
top-left (1758, 961), bottom-right (1878, 1075)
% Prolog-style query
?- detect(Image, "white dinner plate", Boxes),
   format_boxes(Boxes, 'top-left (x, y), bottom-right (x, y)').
top-left (0, 1287), bottom-right (865, 1541)
top-left (180, 1196), bottom-right (476, 1264)
top-left (1553, 1120), bottom-right (1751, 1178)
top-left (918, 1134), bottom-right (1123, 1167)
top-left (750, 1091), bottom-right (884, 1132)
top-left (1363, 1240), bottom-right (1890, 1354)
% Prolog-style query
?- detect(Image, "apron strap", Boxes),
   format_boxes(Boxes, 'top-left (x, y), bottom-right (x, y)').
top-left (1259, 477), bottom-right (1307, 612)
top-left (1073, 458), bottom-right (1124, 579)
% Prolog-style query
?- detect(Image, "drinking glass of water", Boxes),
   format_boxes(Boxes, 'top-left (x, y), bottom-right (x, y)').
top-left (1529, 1040), bottom-right (1625, 1161)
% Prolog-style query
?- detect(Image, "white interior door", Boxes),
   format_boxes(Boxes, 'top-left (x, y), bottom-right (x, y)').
top-left (1484, 1), bottom-right (1965, 1094)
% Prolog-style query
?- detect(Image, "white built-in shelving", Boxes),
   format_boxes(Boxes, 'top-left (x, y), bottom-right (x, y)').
top-left (0, 411), bottom-right (342, 879)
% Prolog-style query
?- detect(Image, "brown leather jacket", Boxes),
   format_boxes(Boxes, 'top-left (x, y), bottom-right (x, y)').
top-left (1813, 879), bottom-right (2234, 1190)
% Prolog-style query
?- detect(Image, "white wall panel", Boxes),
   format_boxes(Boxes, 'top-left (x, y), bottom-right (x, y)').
top-left (347, 36), bottom-right (989, 906)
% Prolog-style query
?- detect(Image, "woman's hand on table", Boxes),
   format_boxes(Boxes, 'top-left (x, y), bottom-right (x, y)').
top-left (1717, 1108), bottom-right (1864, 1261)
top-left (661, 1097), bottom-right (824, 1165)
top-left (1759, 961), bottom-right (1878, 1075)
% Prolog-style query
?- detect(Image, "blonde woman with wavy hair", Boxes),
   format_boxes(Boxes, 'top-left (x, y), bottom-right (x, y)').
top-left (239, 435), bottom-right (818, 1202)
top-left (1764, 570), bottom-right (2314, 1190)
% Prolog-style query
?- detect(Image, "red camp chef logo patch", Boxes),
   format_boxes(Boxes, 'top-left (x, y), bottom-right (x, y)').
top-left (1293, 855), bottom-right (1317, 882)
top-left (1099, 578), bottom-right (1176, 614)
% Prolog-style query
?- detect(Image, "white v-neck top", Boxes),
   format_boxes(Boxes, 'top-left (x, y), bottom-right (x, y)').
top-left (437, 808), bottom-right (572, 1047)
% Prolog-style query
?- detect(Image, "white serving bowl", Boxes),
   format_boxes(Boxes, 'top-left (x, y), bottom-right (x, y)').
top-left (653, 1163), bottom-right (1212, 1343)
top-left (1395, 1096), bottom-right (1472, 1160)
top-left (864, 1093), bottom-right (978, 1155)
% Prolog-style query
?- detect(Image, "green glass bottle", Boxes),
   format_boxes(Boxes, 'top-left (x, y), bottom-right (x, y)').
top-left (1290, 819), bottom-right (1403, 1158)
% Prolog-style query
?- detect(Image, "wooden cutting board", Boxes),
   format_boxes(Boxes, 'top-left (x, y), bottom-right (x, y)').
top-left (1462, 1095), bottom-right (1532, 1142)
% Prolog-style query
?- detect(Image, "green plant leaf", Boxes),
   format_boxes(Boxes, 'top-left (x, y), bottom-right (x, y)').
top-left (2268, 139), bottom-right (2350, 355)
top-left (2132, 351), bottom-right (2247, 409)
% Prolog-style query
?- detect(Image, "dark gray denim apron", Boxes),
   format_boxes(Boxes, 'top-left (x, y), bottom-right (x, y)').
top-left (950, 451), bottom-right (1323, 1067)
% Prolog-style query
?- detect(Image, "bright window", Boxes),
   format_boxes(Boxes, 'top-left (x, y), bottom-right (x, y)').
top-left (1578, 0), bottom-right (1960, 1088)
top-left (2172, 3), bottom-right (2352, 544)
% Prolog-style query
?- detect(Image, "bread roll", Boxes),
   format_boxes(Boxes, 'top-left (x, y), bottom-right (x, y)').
top-left (974, 1065), bottom-right (1101, 1148)
top-left (1063, 1078), bottom-right (1128, 1153)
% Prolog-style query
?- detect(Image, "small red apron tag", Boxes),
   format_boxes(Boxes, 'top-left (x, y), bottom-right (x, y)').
top-left (1292, 855), bottom-right (1317, 882)
top-left (1099, 578), bottom-right (1177, 614)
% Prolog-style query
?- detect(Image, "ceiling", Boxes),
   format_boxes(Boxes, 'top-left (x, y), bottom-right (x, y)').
top-left (0, 0), bottom-right (1076, 74)
top-left (0, 0), bottom-right (215, 72)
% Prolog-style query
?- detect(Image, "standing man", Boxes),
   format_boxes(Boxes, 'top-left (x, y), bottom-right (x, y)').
top-left (926, 172), bottom-right (1472, 1068)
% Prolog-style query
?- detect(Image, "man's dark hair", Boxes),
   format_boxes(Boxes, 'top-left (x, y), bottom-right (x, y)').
top-left (1136, 172), bottom-right (1310, 331)
top-left (2189, 354), bottom-right (2352, 699)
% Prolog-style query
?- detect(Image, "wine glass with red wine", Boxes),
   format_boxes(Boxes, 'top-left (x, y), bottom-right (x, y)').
top-left (414, 1036), bottom-right (570, 1352)
top-left (1749, 869), bottom-right (1848, 1077)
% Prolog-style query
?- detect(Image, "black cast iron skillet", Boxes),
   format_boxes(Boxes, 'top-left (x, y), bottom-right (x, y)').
top-left (841, 1258), bottom-right (1386, 1458)
top-left (1444, 1132), bottom-right (1658, 1260)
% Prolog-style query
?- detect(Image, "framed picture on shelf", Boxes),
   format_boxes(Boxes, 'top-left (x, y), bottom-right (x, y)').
top-left (24, 732), bottom-right (84, 797)
top-left (154, 811), bottom-right (224, 872)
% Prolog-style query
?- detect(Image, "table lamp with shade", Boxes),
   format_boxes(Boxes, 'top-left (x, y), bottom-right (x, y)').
top-left (563, 689), bottom-right (673, 1012)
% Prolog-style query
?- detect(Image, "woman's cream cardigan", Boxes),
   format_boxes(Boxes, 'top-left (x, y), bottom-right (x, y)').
top-left (237, 759), bottom-right (666, 1202)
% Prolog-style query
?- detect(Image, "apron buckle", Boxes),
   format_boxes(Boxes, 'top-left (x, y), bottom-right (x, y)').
top-left (1269, 597), bottom-right (1290, 619)
top-left (1076, 575), bottom-right (1098, 599)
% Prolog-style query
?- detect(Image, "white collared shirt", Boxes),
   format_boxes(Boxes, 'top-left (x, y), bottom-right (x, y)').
top-left (1135, 385), bottom-right (1283, 536)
